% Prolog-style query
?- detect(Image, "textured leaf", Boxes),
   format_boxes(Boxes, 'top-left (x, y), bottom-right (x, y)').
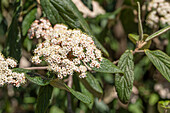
top-left (145, 50), bottom-right (170, 82)
top-left (22, 8), bottom-right (37, 36)
top-left (145, 25), bottom-right (170, 42)
top-left (50, 79), bottom-right (92, 104)
top-left (13, 68), bottom-right (50, 86)
top-left (36, 85), bottom-right (53, 113)
top-left (115, 50), bottom-right (134, 104)
top-left (91, 57), bottom-right (123, 74)
top-left (4, 7), bottom-right (21, 62)
top-left (80, 72), bottom-right (103, 98)
top-left (25, 73), bottom-right (50, 86)
top-left (40, 0), bottom-right (63, 25)
top-left (40, 0), bottom-right (109, 56)
top-left (158, 100), bottom-right (170, 113)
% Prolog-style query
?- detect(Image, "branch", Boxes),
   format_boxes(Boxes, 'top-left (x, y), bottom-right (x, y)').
top-left (82, 61), bottom-right (92, 71)
top-left (137, 2), bottom-right (143, 40)
top-left (36, 0), bottom-right (42, 19)
top-left (23, 66), bottom-right (48, 70)
top-left (133, 49), bottom-right (145, 54)
top-left (113, 60), bottom-right (119, 65)
top-left (67, 75), bottom-right (73, 113)
top-left (20, 3), bottom-right (36, 16)
top-left (67, 92), bottom-right (73, 113)
top-left (67, 75), bottom-right (73, 88)
top-left (113, 48), bottom-right (145, 65)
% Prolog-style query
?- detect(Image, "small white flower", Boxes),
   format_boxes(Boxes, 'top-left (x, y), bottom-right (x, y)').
top-left (79, 65), bottom-right (87, 73)
top-left (79, 73), bottom-right (86, 78)
top-left (0, 53), bottom-right (5, 61)
top-left (73, 58), bottom-right (81, 65)
top-left (32, 56), bottom-right (42, 64)
top-left (6, 58), bottom-right (17, 68)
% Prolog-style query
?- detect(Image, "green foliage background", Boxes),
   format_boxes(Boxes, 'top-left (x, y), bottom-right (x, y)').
top-left (0, 0), bottom-right (169, 113)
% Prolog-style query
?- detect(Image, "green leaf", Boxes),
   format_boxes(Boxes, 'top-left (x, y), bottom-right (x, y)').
top-left (145, 50), bottom-right (170, 82)
top-left (12, 68), bottom-right (50, 86)
top-left (40, 0), bottom-right (63, 25)
top-left (141, 34), bottom-right (151, 49)
top-left (91, 57), bottom-right (123, 74)
top-left (22, 8), bottom-right (37, 36)
top-left (128, 99), bottom-right (143, 113)
top-left (4, 7), bottom-right (21, 62)
top-left (128, 34), bottom-right (151, 48)
top-left (158, 100), bottom-right (170, 113)
top-left (23, 36), bottom-right (32, 52)
top-left (25, 73), bottom-right (51, 86)
top-left (79, 72), bottom-right (103, 98)
top-left (95, 99), bottom-right (109, 112)
top-left (24, 97), bottom-right (36, 104)
top-left (50, 79), bottom-right (92, 104)
top-left (50, 106), bottom-right (65, 113)
top-left (40, 0), bottom-right (109, 57)
top-left (50, 78), bottom-right (69, 91)
top-left (128, 34), bottom-right (139, 44)
top-left (137, 2), bottom-right (143, 40)
top-left (36, 85), bottom-right (53, 113)
top-left (115, 50), bottom-right (134, 104)
top-left (149, 93), bottom-right (159, 106)
top-left (80, 82), bottom-right (94, 109)
top-left (145, 25), bottom-right (170, 42)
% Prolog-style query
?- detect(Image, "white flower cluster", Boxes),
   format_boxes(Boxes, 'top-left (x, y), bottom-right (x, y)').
top-left (143, 0), bottom-right (170, 28)
top-left (28, 18), bottom-right (102, 79)
top-left (0, 53), bottom-right (25, 87)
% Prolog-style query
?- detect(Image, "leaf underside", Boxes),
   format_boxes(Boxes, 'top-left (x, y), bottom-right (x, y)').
top-left (145, 50), bottom-right (170, 82)
top-left (91, 57), bottom-right (123, 74)
top-left (145, 25), bottom-right (170, 42)
top-left (79, 72), bottom-right (103, 98)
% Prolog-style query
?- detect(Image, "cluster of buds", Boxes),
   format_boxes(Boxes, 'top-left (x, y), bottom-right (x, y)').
top-left (142, 0), bottom-right (170, 29)
top-left (28, 18), bottom-right (102, 79)
top-left (0, 53), bottom-right (25, 87)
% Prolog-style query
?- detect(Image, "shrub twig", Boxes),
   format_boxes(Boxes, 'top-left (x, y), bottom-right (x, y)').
top-left (23, 66), bottom-right (48, 70)
top-left (67, 75), bottom-right (73, 113)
